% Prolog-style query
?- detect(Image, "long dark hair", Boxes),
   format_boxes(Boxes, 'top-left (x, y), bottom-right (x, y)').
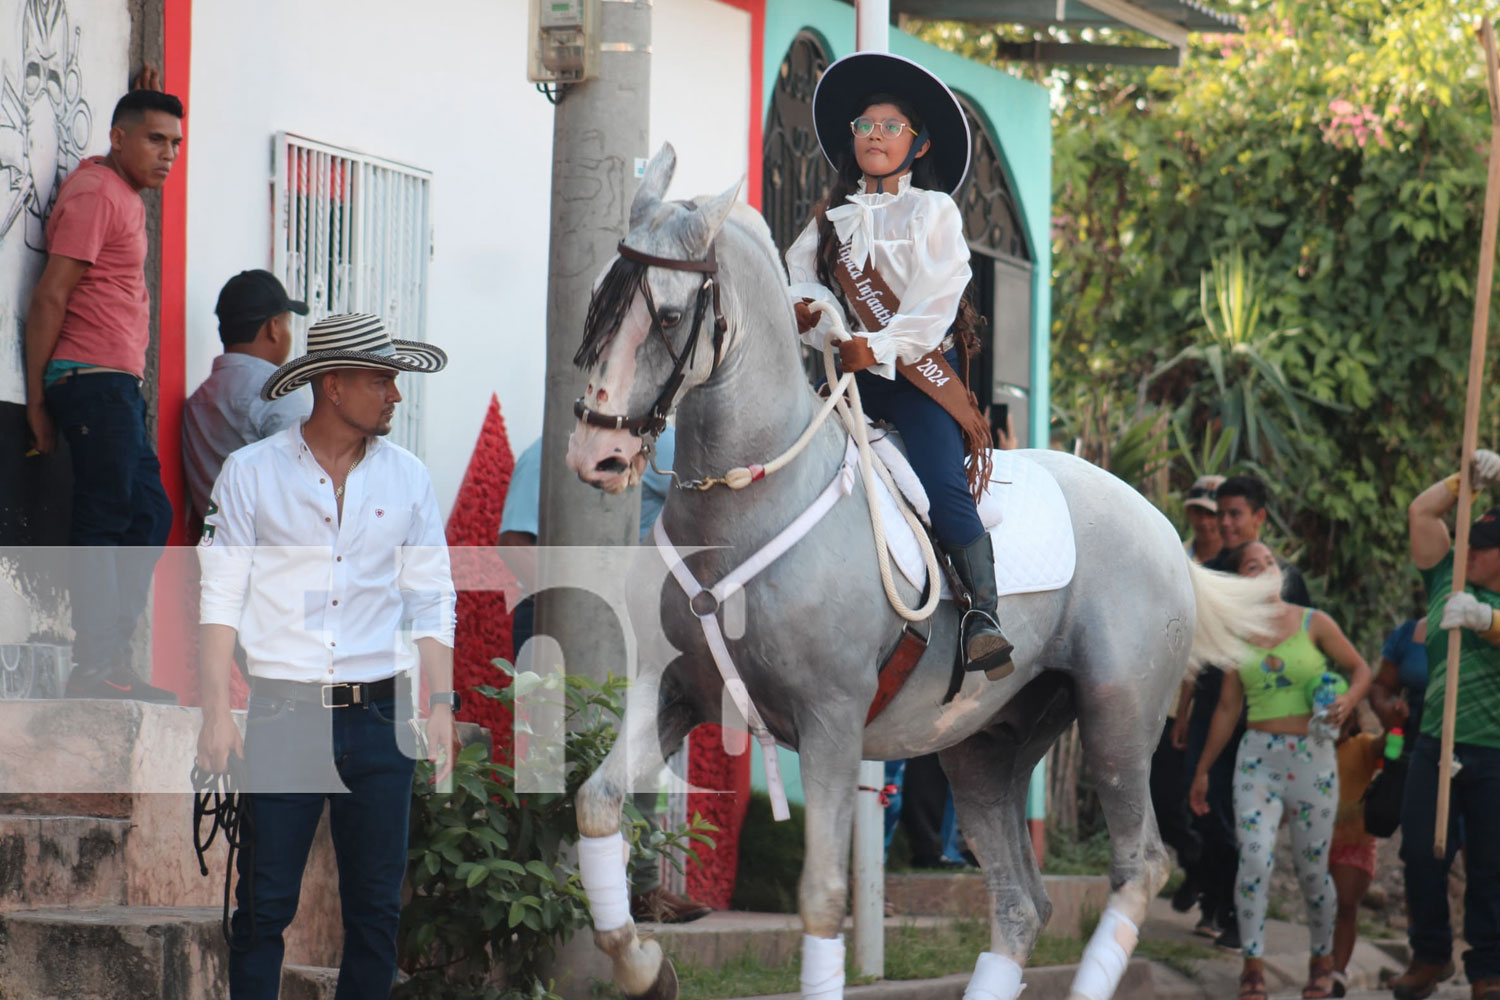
top-left (811, 93), bottom-right (982, 361)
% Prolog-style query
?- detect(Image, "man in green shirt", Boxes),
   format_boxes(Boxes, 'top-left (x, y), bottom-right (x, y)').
top-left (1394, 448), bottom-right (1500, 1000)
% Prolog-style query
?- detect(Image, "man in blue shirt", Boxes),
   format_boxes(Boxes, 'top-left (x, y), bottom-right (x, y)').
top-left (183, 270), bottom-right (311, 524)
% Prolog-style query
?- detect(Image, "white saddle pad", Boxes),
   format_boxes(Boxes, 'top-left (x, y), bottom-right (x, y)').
top-left (870, 442), bottom-right (1076, 599)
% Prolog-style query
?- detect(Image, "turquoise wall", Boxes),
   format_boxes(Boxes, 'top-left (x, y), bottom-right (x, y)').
top-left (762, 0), bottom-right (1053, 446)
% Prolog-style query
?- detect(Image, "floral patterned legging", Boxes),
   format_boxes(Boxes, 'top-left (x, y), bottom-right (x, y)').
top-left (1231, 729), bottom-right (1339, 958)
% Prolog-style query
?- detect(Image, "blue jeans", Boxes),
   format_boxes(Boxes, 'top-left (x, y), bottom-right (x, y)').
top-left (228, 692), bottom-right (415, 999)
top-left (1400, 735), bottom-right (1500, 980)
top-left (854, 349), bottom-right (984, 548)
top-left (44, 373), bottom-right (172, 673)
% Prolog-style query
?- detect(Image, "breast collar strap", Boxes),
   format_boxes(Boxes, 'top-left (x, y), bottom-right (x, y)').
top-left (653, 435), bottom-right (860, 822)
top-left (573, 237), bottom-right (729, 438)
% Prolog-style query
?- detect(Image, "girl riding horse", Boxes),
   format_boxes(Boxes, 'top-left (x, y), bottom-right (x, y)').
top-left (784, 52), bottom-right (1014, 680)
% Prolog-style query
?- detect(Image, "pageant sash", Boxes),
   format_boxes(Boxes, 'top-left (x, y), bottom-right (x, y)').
top-left (831, 240), bottom-right (993, 500)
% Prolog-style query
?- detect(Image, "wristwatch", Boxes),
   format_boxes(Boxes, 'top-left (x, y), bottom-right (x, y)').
top-left (428, 691), bottom-right (461, 712)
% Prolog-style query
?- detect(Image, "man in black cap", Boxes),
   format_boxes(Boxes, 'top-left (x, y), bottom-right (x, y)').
top-left (182, 270), bottom-right (311, 525)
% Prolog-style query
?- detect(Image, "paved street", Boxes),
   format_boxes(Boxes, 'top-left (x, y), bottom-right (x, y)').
top-left (1144, 896), bottom-right (1470, 999)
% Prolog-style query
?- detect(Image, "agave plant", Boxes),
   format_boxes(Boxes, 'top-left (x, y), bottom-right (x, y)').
top-left (1151, 247), bottom-right (1314, 470)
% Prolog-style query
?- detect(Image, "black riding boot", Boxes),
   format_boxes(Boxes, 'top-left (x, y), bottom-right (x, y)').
top-left (942, 533), bottom-right (1015, 680)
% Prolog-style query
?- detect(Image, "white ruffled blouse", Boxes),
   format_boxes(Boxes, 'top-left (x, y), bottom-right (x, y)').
top-left (785, 174), bottom-right (972, 380)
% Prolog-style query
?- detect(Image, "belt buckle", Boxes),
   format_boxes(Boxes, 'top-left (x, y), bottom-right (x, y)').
top-left (320, 683), bottom-right (351, 709)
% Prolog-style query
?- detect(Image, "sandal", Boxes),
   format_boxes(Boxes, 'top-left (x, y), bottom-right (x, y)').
top-left (1239, 966), bottom-right (1268, 1000)
top-left (1303, 957), bottom-right (1335, 999)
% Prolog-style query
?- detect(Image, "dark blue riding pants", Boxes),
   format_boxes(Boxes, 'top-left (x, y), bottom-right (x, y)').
top-left (854, 350), bottom-right (983, 548)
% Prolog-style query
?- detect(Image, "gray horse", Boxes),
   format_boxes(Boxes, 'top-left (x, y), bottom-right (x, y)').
top-left (564, 145), bottom-right (1271, 1000)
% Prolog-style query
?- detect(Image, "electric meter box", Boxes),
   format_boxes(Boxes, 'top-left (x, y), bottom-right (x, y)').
top-left (528, 0), bottom-right (600, 84)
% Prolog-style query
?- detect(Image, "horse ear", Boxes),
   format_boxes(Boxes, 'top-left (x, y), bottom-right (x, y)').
top-left (630, 143), bottom-right (677, 230)
top-left (681, 176), bottom-right (744, 257)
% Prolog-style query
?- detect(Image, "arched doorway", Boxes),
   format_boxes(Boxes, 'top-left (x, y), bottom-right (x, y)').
top-left (762, 30), bottom-right (836, 256)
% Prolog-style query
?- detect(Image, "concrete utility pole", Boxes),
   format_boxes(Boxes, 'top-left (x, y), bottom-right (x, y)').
top-left (534, 0), bottom-right (651, 687)
top-left (850, 3), bottom-right (891, 980)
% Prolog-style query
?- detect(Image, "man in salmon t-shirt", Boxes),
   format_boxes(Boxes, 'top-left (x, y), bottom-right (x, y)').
top-left (22, 87), bottom-right (184, 703)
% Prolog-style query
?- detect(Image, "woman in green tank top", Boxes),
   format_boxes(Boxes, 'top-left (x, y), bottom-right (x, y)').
top-left (1188, 541), bottom-right (1372, 1000)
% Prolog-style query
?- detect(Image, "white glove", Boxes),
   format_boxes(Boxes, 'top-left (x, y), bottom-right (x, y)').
top-left (1472, 449), bottom-right (1500, 490)
top-left (1441, 592), bottom-right (1495, 632)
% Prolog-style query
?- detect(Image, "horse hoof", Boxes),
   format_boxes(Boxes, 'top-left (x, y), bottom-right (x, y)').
top-left (626, 956), bottom-right (679, 1000)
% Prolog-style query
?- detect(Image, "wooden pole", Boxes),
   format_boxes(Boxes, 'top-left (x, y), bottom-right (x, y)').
top-left (1435, 20), bottom-right (1500, 857)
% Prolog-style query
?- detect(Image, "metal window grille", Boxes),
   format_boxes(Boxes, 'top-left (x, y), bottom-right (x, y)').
top-left (272, 133), bottom-right (433, 457)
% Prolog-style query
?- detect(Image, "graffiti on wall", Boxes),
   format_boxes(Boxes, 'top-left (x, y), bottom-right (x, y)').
top-left (0, 0), bottom-right (127, 405)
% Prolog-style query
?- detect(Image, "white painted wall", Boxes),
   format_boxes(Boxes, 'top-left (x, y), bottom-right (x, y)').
top-left (187, 0), bottom-right (751, 516)
top-left (0, 0), bottom-right (132, 405)
top-left (650, 0), bottom-right (751, 206)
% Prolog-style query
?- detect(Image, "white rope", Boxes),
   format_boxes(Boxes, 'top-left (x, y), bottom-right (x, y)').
top-left (812, 303), bottom-right (942, 624)
top-left (669, 300), bottom-right (941, 623)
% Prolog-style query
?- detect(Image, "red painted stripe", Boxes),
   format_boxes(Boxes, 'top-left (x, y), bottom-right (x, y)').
top-left (717, 0), bottom-right (765, 210)
top-left (687, 0), bottom-right (765, 906)
top-left (152, 0), bottom-right (193, 699)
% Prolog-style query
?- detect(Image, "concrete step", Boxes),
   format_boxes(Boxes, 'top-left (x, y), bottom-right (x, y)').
top-left (0, 813), bottom-right (130, 910)
top-left (711, 958), bottom-right (1154, 999)
top-left (0, 700), bottom-right (204, 798)
top-left (0, 700), bottom-right (345, 967)
top-left (281, 965), bottom-right (340, 1000)
top-left (885, 873), bottom-right (1109, 937)
top-left (0, 906), bottom-right (347, 1000)
top-left (0, 905), bottom-right (225, 1000)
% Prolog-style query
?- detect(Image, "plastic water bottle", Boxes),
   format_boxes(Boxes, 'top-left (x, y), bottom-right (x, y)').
top-left (1382, 727), bottom-right (1405, 768)
top-left (1308, 672), bottom-right (1349, 742)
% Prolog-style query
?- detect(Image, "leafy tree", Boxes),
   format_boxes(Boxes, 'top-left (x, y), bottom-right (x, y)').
top-left (914, 0), bottom-right (1500, 645)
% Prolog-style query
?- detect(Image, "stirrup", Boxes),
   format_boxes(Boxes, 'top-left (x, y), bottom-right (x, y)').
top-left (961, 608), bottom-right (1015, 679)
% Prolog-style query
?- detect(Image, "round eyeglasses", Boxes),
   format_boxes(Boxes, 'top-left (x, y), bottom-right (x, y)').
top-left (850, 116), bottom-right (918, 139)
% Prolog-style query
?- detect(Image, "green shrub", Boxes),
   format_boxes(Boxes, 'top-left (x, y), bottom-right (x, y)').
top-left (395, 662), bottom-right (714, 999)
top-left (729, 790), bottom-right (805, 913)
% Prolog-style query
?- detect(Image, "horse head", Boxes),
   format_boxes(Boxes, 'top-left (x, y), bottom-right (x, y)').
top-left (567, 143), bottom-right (743, 493)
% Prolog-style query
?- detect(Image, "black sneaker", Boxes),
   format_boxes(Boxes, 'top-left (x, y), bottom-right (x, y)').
top-left (1170, 874), bottom-right (1200, 913)
top-left (1214, 922), bottom-right (1242, 952)
top-left (1192, 913), bottom-right (1221, 938)
top-left (66, 667), bottom-right (178, 704)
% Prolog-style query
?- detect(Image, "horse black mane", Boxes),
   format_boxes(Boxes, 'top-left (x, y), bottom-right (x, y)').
top-left (574, 255), bottom-right (649, 370)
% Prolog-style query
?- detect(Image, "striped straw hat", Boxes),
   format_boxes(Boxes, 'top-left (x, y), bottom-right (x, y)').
top-left (261, 312), bottom-right (447, 400)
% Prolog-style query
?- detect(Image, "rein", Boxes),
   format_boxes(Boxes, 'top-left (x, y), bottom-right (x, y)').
top-left (658, 297), bottom-right (943, 625)
top-left (573, 240), bottom-right (728, 439)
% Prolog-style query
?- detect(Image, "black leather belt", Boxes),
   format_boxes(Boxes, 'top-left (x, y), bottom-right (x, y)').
top-left (251, 675), bottom-right (398, 708)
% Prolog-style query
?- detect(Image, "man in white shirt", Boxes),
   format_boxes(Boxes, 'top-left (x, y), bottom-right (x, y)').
top-left (194, 313), bottom-right (455, 999)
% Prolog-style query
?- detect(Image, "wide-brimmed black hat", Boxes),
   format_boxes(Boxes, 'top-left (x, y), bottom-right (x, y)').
top-left (813, 51), bottom-right (971, 195)
top-left (261, 312), bottom-right (447, 400)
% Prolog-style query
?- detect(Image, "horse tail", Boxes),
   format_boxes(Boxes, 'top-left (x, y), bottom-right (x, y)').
top-left (1185, 560), bottom-right (1280, 675)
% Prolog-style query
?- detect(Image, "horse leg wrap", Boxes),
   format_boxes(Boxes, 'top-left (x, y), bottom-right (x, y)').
top-left (578, 832), bottom-right (631, 931)
top-left (1068, 907), bottom-right (1138, 1000)
top-left (800, 933), bottom-right (845, 999)
top-left (963, 952), bottom-right (1026, 999)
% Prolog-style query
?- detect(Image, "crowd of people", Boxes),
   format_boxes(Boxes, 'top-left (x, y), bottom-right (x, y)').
top-left (1155, 464), bottom-right (1500, 1000)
